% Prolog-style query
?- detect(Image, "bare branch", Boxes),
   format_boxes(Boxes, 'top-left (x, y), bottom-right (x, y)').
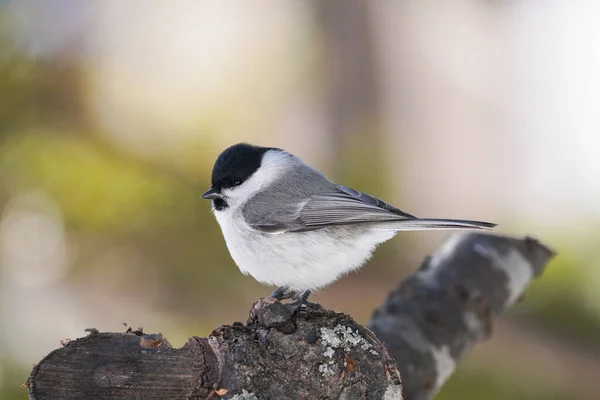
top-left (369, 233), bottom-right (554, 400)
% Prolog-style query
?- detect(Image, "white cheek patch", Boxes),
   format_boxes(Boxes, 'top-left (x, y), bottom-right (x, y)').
top-left (221, 150), bottom-right (292, 208)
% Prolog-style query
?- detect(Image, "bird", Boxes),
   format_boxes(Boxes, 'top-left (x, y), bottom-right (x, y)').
top-left (202, 143), bottom-right (495, 307)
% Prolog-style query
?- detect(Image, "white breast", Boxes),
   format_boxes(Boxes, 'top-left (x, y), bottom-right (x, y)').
top-left (215, 207), bottom-right (396, 290)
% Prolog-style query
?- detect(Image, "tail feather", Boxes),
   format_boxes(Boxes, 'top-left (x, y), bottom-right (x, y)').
top-left (372, 218), bottom-right (496, 231)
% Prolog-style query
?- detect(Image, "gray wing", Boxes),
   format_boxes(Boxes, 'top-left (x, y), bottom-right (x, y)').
top-left (244, 183), bottom-right (416, 234)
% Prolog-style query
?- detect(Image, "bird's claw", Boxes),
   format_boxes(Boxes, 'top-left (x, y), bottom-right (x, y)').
top-left (287, 290), bottom-right (322, 313)
top-left (270, 286), bottom-right (294, 300)
top-left (269, 288), bottom-right (321, 313)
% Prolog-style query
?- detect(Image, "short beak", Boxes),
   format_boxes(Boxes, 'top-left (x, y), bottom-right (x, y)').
top-left (201, 187), bottom-right (220, 200)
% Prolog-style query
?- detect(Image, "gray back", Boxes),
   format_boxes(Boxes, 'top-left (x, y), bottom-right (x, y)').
top-left (242, 160), bottom-right (335, 221)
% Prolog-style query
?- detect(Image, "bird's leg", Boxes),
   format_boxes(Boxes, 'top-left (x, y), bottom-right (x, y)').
top-left (269, 286), bottom-right (294, 301)
top-left (294, 290), bottom-right (312, 303)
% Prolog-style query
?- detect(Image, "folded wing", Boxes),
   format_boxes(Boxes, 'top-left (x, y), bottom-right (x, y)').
top-left (245, 185), bottom-right (404, 233)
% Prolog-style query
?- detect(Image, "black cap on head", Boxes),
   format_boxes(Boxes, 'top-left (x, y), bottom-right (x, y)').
top-left (210, 143), bottom-right (280, 192)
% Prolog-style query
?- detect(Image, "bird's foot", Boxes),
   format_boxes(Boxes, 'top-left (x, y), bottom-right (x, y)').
top-left (268, 287), bottom-right (322, 313)
top-left (270, 286), bottom-right (295, 301)
top-left (288, 290), bottom-right (321, 313)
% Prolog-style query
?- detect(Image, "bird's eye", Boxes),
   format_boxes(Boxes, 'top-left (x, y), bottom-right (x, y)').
top-left (232, 178), bottom-right (242, 186)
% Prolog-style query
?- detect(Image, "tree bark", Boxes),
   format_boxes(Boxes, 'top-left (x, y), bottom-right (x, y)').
top-left (26, 233), bottom-right (554, 400)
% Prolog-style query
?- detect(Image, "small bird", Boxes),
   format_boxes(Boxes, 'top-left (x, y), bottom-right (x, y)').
top-left (202, 143), bottom-right (495, 305)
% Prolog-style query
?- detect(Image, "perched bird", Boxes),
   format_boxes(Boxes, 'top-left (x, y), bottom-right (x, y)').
top-left (202, 143), bottom-right (495, 305)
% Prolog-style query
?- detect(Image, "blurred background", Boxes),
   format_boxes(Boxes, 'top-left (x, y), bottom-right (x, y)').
top-left (1, 1), bottom-right (599, 399)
